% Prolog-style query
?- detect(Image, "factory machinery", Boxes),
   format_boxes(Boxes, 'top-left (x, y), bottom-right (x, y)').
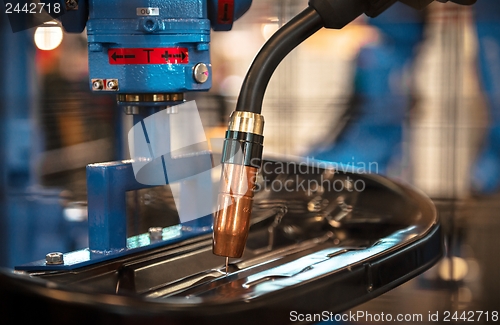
top-left (0, 0), bottom-right (476, 324)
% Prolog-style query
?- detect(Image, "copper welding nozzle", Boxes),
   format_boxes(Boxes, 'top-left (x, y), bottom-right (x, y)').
top-left (213, 111), bottom-right (264, 258)
top-left (213, 163), bottom-right (258, 258)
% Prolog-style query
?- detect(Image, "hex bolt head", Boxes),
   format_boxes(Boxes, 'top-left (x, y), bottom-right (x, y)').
top-left (46, 252), bottom-right (64, 265)
top-left (148, 227), bottom-right (163, 240)
top-left (193, 63), bottom-right (209, 83)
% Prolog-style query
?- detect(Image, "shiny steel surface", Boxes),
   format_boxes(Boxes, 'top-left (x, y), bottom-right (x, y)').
top-left (193, 62), bottom-right (210, 83)
top-left (116, 93), bottom-right (184, 102)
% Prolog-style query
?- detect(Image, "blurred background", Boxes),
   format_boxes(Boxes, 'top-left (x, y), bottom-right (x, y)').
top-left (1, 0), bottom-right (499, 321)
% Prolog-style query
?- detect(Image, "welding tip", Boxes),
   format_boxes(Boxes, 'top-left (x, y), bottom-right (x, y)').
top-left (213, 163), bottom-right (258, 257)
top-left (213, 112), bottom-right (264, 259)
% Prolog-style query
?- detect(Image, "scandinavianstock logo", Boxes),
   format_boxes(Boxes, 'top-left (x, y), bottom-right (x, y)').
top-left (127, 101), bottom-right (248, 224)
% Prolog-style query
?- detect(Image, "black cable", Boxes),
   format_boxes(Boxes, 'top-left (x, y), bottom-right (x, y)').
top-left (235, 6), bottom-right (324, 114)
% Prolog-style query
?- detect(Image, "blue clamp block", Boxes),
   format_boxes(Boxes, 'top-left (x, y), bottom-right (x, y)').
top-left (16, 160), bottom-right (213, 271)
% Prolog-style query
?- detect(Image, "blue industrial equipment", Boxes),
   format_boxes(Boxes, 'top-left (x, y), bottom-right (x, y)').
top-left (3, 0), bottom-right (477, 323)
top-left (16, 160), bottom-right (213, 271)
top-left (5, 160), bottom-right (444, 323)
top-left (15, 0), bottom-right (252, 271)
top-left (47, 0), bottom-right (252, 99)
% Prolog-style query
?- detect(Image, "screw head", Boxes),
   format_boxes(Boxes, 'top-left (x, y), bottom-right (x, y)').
top-left (91, 79), bottom-right (103, 90)
top-left (46, 252), bottom-right (64, 265)
top-left (106, 79), bottom-right (118, 90)
top-left (65, 0), bottom-right (78, 10)
top-left (193, 63), bottom-right (209, 83)
top-left (148, 227), bottom-right (163, 240)
top-left (143, 18), bottom-right (159, 32)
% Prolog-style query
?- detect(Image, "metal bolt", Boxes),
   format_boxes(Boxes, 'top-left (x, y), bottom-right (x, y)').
top-left (91, 79), bottom-right (103, 90)
top-left (65, 0), bottom-right (78, 10)
top-left (143, 18), bottom-right (159, 32)
top-left (148, 227), bottom-right (163, 240)
top-left (106, 79), bottom-right (119, 90)
top-left (193, 63), bottom-right (209, 83)
top-left (46, 252), bottom-right (64, 265)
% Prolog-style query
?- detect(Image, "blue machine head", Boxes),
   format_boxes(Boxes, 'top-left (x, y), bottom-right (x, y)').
top-left (47, 0), bottom-right (252, 107)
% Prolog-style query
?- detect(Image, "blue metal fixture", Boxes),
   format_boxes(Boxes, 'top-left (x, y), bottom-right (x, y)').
top-left (16, 160), bottom-right (213, 271)
top-left (15, 0), bottom-right (252, 271)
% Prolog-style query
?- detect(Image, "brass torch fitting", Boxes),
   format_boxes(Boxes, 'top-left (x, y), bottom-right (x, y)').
top-left (227, 111), bottom-right (264, 134)
top-left (213, 111), bottom-right (265, 258)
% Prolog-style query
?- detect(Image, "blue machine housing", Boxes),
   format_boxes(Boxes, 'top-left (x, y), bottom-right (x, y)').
top-left (87, 0), bottom-right (212, 95)
top-left (50, 0), bottom-right (253, 96)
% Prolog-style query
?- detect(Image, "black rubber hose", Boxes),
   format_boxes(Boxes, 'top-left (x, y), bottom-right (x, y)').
top-left (235, 6), bottom-right (324, 114)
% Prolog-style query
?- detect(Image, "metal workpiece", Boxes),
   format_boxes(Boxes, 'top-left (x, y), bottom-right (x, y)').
top-left (228, 111), bottom-right (265, 135)
top-left (213, 164), bottom-right (258, 258)
top-left (4, 161), bottom-right (443, 324)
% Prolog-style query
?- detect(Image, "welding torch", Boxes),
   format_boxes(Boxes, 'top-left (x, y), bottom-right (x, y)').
top-left (212, 0), bottom-right (477, 271)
